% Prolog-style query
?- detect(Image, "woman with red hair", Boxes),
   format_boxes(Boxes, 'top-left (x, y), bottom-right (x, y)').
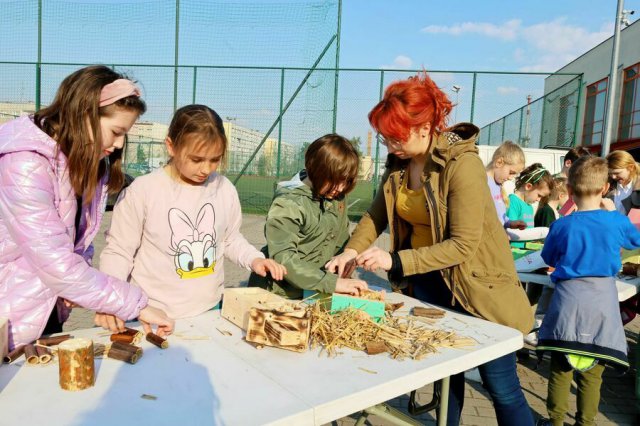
top-left (327, 73), bottom-right (534, 425)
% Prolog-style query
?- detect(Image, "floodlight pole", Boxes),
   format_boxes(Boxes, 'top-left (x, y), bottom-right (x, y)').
top-left (602, 0), bottom-right (624, 157)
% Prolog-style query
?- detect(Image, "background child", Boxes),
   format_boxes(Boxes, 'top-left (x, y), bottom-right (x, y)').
top-left (506, 163), bottom-right (553, 247)
top-left (537, 156), bottom-right (640, 426)
top-left (0, 65), bottom-right (173, 349)
top-left (534, 176), bottom-right (568, 227)
top-left (249, 134), bottom-right (368, 299)
top-left (607, 150), bottom-right (640, 214)
top-left (98, 104), bottom-right (286, 326)
top-left (486, 140), bottom-right (526, 230)
top-left (557, 147), bottom-right (592, 216)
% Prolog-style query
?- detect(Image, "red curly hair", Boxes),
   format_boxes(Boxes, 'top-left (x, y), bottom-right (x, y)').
top-left (368, 72), bottom-right (452, 143)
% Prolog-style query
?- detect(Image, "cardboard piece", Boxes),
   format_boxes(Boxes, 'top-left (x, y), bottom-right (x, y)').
top-left (330, 294), bottom-right (385, 322)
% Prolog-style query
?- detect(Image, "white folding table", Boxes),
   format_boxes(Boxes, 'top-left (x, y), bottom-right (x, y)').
top-left (518, 272), bottom-right (640, 302)
top-left (0, 292), bottom-right (523, 425)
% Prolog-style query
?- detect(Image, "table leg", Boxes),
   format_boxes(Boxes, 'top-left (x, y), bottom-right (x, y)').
top-left (437, 376), bottom-right (450, 426)
top-left (355, 403), bottom-right (423, 426)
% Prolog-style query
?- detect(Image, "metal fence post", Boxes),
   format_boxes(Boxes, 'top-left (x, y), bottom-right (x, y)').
top-left (332, 0), bottom-right (342, 133)
top-left (192, 66), bottom-right (197, 103)
top-left (373, 70), bottom-right (384, 197)
top-left (35, 0), bottom-right (42, 111)
top-left (572, 75), bottom-right (583, 147)
top-left (173, 0), bottom-right (180, 113)
top-left (518, 106), bottom-right (524, 145)
top-left (276, 68), bottom-right (285, 179)
top-left (469, 72), bottom-right (477, 123)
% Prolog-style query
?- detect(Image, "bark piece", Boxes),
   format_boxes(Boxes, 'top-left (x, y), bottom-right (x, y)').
top-left (36, 346), bottom-right (52, 364)
top-left (110, 328), bottom-right (142, 345)
top-left (366, 341), bottom-right (388, 355)
top-left (107, 346), bottom-right (140, 364)
top-left (413, 307), bottom-right (446, 318)
top-left (37, 334), bottom-right (72, 346)
top-left (24, 344), bottom-right (39, 365)
top-left (4, 345), bottom-right (25, 363)
top-left (110, 341), bottom-right (143, 357)
top-left (146, 333), bottom-right (169, 349)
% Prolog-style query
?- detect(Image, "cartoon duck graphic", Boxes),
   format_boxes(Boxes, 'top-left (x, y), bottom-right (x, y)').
top-left (169, 203), bottom-right (217, 279)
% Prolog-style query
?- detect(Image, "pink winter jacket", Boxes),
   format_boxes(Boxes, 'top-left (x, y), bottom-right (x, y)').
top-left (0, 116), bottom-right (148, 350)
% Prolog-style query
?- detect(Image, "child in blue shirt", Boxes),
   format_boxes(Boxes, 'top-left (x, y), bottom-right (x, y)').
top-left (537, 156), bottom-right (640, 426)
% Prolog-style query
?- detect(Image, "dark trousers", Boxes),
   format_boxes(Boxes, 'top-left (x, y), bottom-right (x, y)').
top-left (42, 304), bottom-right (63, 335)
top-left (408, 272), bottom-right (534, 425)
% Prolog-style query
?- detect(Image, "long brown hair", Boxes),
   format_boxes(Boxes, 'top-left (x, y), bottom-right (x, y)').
top-left (33, 65), bottom-right (146, 203)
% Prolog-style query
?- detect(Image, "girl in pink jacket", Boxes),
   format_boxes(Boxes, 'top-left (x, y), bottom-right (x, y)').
top-left (97, 105), bottom-right (286, 327)
top-left (0, 65), bottom-right (174, 350)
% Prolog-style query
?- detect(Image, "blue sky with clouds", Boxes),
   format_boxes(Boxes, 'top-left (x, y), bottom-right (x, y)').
top-left (1, 0), bottom-right (638, 146)
top-left (340, 0), bottom-right (636, 73)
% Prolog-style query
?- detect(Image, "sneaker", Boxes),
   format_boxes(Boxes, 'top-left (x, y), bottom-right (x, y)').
top-left (524, 331), bottom-right (538, 346)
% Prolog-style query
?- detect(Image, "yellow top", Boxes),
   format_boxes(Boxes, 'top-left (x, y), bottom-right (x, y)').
top-left (395, 177), bottom-right (432, 248)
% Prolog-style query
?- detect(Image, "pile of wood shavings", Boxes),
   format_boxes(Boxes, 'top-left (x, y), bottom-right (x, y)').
top-left (309, 304), bottom-right (476, 360)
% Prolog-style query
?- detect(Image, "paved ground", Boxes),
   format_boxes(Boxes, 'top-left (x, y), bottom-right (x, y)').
top-left (64, 212), bottom-right (640, 425)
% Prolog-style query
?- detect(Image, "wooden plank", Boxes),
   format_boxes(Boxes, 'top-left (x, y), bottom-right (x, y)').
top-left (221, 287), bottom-right (288, 330)
top-left (246, 307), bottom-right (310, 352)
top-left (0, 317), bottom-right (7, 365)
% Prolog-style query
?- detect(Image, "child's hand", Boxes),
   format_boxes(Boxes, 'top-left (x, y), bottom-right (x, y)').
top-left (326, 248), bottom-right (358, 278)
top-left (138, 306), bottom-right (175, 337)
top-left (355, 247), bottom-right (392, 272)
top-left (600, 198), bottom-right (616, 211)
top-left (508, 220), bottom-right (527, 230)
top-left (94, 312), bottom-right (126, 333)
top-left (335, 278), bottom-right (368, 296)
top-left (251, 258), bottom-right (287, 281)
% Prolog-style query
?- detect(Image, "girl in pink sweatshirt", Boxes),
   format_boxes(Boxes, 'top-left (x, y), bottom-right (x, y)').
top-left (0, 66), bottom-right (173, 349)
top-left (98, 105), bottom-right (286, 326)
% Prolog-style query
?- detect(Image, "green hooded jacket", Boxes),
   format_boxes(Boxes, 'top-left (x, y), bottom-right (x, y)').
top-left (248, 170), bottom-right (349, 298)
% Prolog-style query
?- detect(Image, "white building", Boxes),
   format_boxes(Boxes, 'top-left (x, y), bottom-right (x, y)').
top-left (0, 102), bottom-right (36, 125)
top-left (544, 19), bottom-right (640, 154)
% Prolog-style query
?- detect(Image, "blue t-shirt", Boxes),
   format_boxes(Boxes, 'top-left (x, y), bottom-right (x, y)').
top-left (541, 210), bottom-right (640, 283)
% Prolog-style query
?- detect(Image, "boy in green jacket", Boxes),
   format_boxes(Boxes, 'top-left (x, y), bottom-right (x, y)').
top-left (248, 134), bottom-right (368, 299)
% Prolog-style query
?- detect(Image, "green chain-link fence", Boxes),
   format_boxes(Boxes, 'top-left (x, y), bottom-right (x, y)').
top-left (478, 74), bottom-right (583, 148)
top-left (0, 0), bottom-right (583, 217)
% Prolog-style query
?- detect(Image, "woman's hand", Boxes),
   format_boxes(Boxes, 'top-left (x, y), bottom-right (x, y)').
top-left (356, 247), bottom-right (392, 272)
top-left (325, 248), bottom-right (358, 278)
top-left (335, 278), bottom-right (368, 296)
top-left (94, 312), bottom-right (126, 333)
top-left (138, 306), bottom-right (175, 337)
top-left (251, 258), bottom-right (287, 281)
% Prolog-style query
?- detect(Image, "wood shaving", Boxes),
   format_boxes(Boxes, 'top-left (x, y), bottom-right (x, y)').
top-left (309, 304), bottom-right (476, 361)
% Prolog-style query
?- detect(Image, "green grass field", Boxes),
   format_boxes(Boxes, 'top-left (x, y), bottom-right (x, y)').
top-left (229, 174), bottom-right (376, 219)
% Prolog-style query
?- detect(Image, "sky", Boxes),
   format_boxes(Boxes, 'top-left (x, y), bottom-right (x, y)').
top-left (340, 0), bottom-right (635, 73)
top-left (1, 0), bottom-right (638, 149)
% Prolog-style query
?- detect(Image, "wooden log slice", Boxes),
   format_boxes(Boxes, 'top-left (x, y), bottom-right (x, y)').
top-left (58, 338), bottom-right (95, 391)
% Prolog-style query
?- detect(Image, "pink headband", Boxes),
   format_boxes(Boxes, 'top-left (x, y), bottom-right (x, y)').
top-left (99, 79), bottom-right (141, 107)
